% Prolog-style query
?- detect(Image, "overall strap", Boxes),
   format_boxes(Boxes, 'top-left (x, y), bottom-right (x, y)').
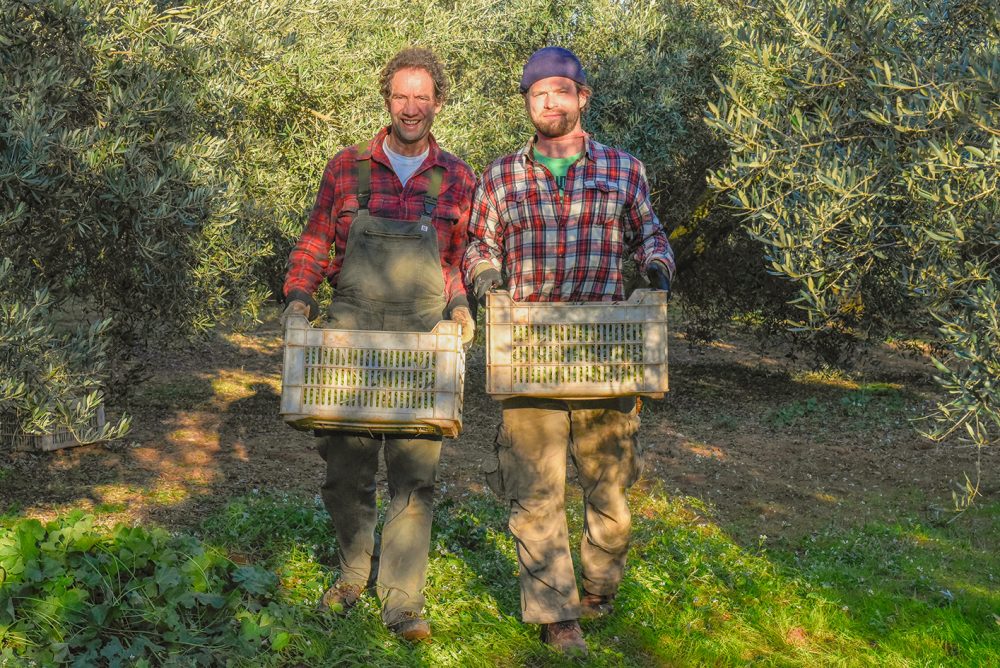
top-left (422, 166), bottom-right (445, 218)
top-left (356, 155), bottom-right (372, 211)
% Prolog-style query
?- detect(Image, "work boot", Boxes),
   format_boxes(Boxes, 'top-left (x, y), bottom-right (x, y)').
top-left (580, 591), bottom-right (615, 620)
top-left (540, 619), bottom-right (588, 657)
top-left (388, 611), bottom-right (432, 642)
top-left (317, 581), bottom-right (363, 615)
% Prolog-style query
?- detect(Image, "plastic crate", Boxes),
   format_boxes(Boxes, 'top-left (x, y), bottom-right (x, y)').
top-left (486, 289), bottom-right (669, 400)
top-left (1, 405), bottom-right (107, 452)
top-left (280, 317), bottom-right (465, 437)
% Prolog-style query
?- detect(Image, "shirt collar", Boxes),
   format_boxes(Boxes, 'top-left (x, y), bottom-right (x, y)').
top-left (359, 126), bottom-right (445, 170)
top-left (519, 132), bottom-right (594, 165)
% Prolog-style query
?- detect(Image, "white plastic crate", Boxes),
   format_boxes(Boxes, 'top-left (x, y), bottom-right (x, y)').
top-left (280, 317), bottom-right (465, 437)
top-left (1, 405), bottom-right (107, 452)
top-left (486, 289), bottom-right (669, 400)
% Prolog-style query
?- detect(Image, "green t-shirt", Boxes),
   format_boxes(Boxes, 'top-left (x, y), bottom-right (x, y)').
top-left (533, 148), bottom-right (583, 194)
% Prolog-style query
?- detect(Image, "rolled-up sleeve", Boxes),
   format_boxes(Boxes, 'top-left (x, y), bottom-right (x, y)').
top-left (626, 160), bottom-right (675, 278)
top-left (464, 169), bottom-right (504, 284)
top-left (283, 158), bottom-right (339, 301)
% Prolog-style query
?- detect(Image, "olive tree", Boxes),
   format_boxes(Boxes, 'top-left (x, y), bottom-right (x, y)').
top-left (1, 0), bottom-right (267, 434)
top-left (706, 0), bottom-right (999, 447)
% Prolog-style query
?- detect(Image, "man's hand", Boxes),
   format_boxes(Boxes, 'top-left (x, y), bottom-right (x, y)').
top-left (472, 267), bottom-right (502, 305)
top-left (451, 306), bottom-right (475, 347)
top-left (646, 261), bottom-right (672, 301)
top-left (280, 300), bottom-right (311, 327)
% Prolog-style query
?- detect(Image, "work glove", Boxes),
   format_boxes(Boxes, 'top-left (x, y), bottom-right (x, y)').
top-left (451, 306), bottom-right (475, 348)
top-left (279, 299), bottom-right (312, 328)
top-left (472, 267), bottom-right (502, 305)
top-left (646, 261), bottom-right (673, 301)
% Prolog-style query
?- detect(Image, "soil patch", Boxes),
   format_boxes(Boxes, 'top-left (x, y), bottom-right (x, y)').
top-left (2, 313), bottom-right (994, 546)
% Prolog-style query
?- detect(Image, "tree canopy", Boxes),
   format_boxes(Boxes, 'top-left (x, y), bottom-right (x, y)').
top-left (2, 0), bottom-right (996, 449)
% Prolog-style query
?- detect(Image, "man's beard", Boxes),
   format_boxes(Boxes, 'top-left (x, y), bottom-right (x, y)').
top-left (533, 110), bottom-right (579, 139)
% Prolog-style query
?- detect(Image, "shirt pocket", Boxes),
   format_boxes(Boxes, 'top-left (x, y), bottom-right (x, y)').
top-left (581, 179), bottom-right (625, 257)
top-left (583, 179), bottom-right (626, 226)
top-left (336, 196), bottom-right (360, 225)
top-left (432, 203), bottom-right (463, 228)
top-left (500, 188), bottom-right (540, 233)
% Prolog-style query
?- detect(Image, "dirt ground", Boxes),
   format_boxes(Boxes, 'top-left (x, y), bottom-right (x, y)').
top-left (1, 311), bottom-right (995, 545)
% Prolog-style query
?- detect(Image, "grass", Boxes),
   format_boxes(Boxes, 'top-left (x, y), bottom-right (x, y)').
top-left (92, 501), bottom-right (127, 515)
top-left (762, 384), bottom-right (913, 432)
top-left (2, 488), bottom-right (996, 665)
top-left (133, 376), bottom-right (215, 409)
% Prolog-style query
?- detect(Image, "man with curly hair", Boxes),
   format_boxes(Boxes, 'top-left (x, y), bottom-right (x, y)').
top-left (281, 47), bottom-right (475, 641)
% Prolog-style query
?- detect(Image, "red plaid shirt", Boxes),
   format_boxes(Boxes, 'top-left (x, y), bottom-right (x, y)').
top-left (284, 127), bottom-right (475, 309)
top-left (464, 135), bottom-right (675, 302)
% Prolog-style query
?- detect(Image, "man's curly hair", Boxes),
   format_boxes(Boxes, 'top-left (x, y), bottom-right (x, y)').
top-left (380, 47), bottom-right (449, 104)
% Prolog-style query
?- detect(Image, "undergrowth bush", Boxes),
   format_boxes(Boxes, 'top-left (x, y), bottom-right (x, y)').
top-left (0, 259), bottom-right (128, 442)
top-left (0, 512), bottom-right (291, 666)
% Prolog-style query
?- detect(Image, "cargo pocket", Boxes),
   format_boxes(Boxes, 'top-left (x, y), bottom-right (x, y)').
top-left (315, 436), bottom-right (330, 461)
top-left (624, 409), bottom-right (645, 487)
top-left (484, 422), bottom-right (512, 500)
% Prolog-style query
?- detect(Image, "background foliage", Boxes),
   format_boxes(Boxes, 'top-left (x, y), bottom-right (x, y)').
top-left (705, 0), bottom-right (998, 447)
top-left (1, 0), bottom-right (996, 447)
top-left (1, 0), bottom-right (725, 436)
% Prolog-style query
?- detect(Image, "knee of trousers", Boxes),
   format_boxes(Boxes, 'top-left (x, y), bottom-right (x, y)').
top-left (322, 470), bottom-right (377, 497)
top-left (509, 496), bottom-right (567, 544)
top-left (584, 522), bottom-right (632, 553)
top-left (394, 484), bottom-right (436, 511)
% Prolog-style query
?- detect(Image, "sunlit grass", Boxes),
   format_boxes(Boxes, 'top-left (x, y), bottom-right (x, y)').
top-left (142, 485), bottom-right (190, 505)
top-left (4, 490), bottom-right (995, 666)
top-left (197, 489), bottom-right (997, 666)
top-left (210, 370), bottom-right (280, 404)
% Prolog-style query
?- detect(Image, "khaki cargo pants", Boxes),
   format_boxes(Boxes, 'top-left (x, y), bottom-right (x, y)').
top-left (486, 396), bottom-right (642, 624)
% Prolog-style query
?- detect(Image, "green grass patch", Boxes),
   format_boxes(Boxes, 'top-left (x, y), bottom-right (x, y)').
top-left (2, 492), bottom-right (996, 666)
top-left (764, 385), bottom-right (914, 431)
top-left (0, 507), bottom-right (23, 531)
top-left (767, 396), bottom-right (822, 428)
top-left (709, 413), bottom-right (740, 431)
top-left (768, 504), bottom-right (1000, 663)
top-left (92, 502), bottom-right (127, 515)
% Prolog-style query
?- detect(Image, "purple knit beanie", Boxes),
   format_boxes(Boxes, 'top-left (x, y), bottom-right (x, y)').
top-left (519, 47), bottom-right (588, 94)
